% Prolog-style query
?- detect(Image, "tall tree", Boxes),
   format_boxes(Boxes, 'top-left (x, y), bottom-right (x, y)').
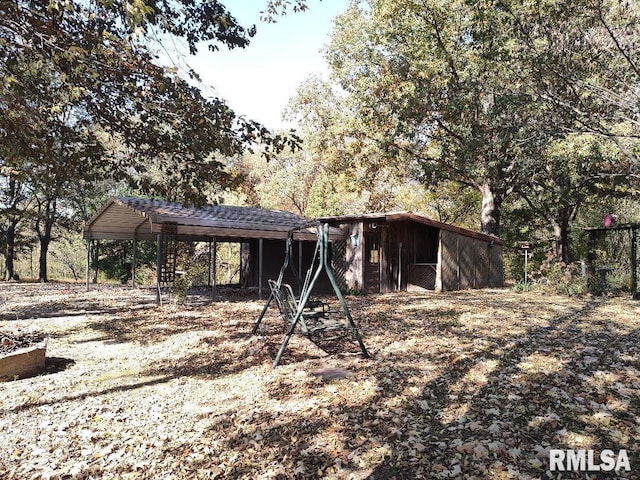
top-left (1, 0), bottom-right (300, 280)
top-left (520, 134), bottom-right (636, 265)
top-left (325, 0), bottom-right (639, 236)
top-left (0, 0), bottom-right (298, 205)
top-left (284, 74), bottom-right (435, 215)
top-left (0, 172), bottom-right (30, 280)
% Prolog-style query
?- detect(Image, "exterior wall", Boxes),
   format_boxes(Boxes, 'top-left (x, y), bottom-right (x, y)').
top-left (331, 218), bottom-right (504, 294)
top-left (438, 230), bottom-right (504, 291)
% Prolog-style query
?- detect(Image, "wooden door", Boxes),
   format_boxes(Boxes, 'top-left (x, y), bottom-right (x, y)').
top-left (364, 232), bottom-right (381, 293)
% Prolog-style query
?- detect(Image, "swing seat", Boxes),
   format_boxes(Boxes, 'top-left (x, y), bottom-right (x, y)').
top-left (268, 280), bottom-right (348, 336)
top-left (254, 222), bottom-right (370, 367)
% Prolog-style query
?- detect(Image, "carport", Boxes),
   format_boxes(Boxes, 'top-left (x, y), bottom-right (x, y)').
top-left (82, 197), bottom-right (342, 302)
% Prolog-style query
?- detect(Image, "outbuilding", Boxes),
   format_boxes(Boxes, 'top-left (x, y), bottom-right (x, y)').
top-left (83, 197), bottom-right (504, 298)
top-left (320, 212), bottom-right (504, 294)
top-left (82, 196), bottom-right (337, 300)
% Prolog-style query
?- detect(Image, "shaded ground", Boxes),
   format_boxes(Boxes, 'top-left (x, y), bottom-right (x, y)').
top-left (0, 330), bottom-right (45, 354)
top-left (0, 282), bottom-right (638, 479)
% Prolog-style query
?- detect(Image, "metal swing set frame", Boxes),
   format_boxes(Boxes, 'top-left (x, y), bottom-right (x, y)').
top-left (252, 222), bottom-right (370, 367)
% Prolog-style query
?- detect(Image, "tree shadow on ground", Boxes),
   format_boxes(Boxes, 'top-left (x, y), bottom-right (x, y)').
top-left (3, 286), bottom-right (637, 478)
top-left (360, 297), bottom-right (638, 479)
top-left (44, 356), bottom-right (76, 375)
top-left (189, 293), bottom-right (638, 479)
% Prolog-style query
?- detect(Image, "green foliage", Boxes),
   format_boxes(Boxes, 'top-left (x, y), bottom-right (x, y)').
top-left (96, 240), bottom-right (156, 284)
top-left (1, 1), bottom-right (300, 201)
top-left (512, 280), bottom-right (533, 294)
top-left (537, 261), bottom-right (590, 297)
top-left (322, 0), bottom-right (639, 237)
top-left (1, 0), bottom-right (302, 282)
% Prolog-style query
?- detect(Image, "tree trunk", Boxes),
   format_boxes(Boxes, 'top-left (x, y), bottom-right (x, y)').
top-left (554, 207), bottom-right (573, 266)
top-left (4, 221), bottom-right (17, 281)
top-left (36, 198), bottom-right (56, 283)
top-left (479, 184), bottom-right (502, 236)
top-left (91, 241), bottom-right (99, 284)
top-left (38, 235), bottom-right (50, 283)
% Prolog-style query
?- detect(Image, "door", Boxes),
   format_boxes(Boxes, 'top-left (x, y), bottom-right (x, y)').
top-left (364, 232), bottom-right (381, 293)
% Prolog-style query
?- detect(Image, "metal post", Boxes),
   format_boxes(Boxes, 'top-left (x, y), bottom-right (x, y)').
top-left (298, 240), bottom-right (303, 283)
top-left (631, 227), bottom-right (638, 300)
top-left (156, 233), bottom-right (162, 305)
top-left (258, 238), bottom-right (263, 299)
top-left (520, 242), bottom-right (531, 285)
top-left (211, 237), bottom-right (217, 295)
top-left (397, 242), bottom-right (402, 291)
top-left (207, 240), bottom-right (212, 287)
top-left (92, 241), bottom-right (99, 284)
top-left (85, 238), bottom-right (91, 292)
top-left (132, 239), bottom-right (137, 288)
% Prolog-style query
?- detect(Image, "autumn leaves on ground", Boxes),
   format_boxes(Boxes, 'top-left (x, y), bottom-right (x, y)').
top-left (0, 283), bottom-right (638, 479)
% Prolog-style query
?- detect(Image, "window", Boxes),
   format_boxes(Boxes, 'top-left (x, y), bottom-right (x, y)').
top-left (414, 225), bottom-right (438, 264)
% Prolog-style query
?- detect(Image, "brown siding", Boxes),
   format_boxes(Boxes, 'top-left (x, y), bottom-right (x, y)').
top-left (330, 218), bottom-right (503, 294)
top-left (439, 230), bottom-right (503, 290)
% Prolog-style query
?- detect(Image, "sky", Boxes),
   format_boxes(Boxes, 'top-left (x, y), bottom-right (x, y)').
top-left (185, 1), bottom-right (350, 131)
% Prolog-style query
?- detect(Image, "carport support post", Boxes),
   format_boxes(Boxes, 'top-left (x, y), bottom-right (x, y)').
top-left (631, 227), bottom-right (638, 300)
top-left (209, 237), bottom-right (217, 294)
top-left (156, 233), bottom-right (162, 305)
top-left (258, 238), bottom-right (264, 298)
top-left (85, 237), bottom-right (91, 292)
top-left (132, 239), bottom-right (137, 288)
top-left (207, 240), bottom-right (212, 286)
top-left (298, 240), bottom-right (303, 281)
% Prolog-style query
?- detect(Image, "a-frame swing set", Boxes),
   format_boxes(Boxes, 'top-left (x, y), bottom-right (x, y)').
top-left (253, 222), bottom-right (370, 367)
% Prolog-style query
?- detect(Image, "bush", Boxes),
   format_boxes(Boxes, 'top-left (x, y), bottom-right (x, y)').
top-left (535, 257), bottom-right (589, 296)
top-left (512, 279), bottom-right (533, 293)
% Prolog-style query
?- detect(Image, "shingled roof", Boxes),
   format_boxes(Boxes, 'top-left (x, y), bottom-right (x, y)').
top-left (83, 197), bottom-right (333, 241)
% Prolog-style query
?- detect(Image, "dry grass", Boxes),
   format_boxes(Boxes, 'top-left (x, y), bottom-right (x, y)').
top-left (0, 283), bottom-right (638, 479)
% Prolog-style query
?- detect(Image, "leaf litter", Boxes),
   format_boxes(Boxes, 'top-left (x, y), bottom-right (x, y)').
top-left (0, 282), bottom-right (638, 479)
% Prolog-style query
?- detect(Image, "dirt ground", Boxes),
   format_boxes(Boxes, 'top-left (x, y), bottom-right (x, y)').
top-left (0, 282), bottom-right (638, 479)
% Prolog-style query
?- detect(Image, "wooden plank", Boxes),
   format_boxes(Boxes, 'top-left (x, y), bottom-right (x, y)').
top-left (0, 345), bottom-right (46, 381)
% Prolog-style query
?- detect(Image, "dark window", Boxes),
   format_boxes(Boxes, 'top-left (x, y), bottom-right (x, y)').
top-left (414, 225), bottom-right (439, 264)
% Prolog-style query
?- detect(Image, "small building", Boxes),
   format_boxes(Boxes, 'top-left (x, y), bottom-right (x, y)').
top-left (83, 197), bottom-right (504, 297)
top-left (320, 212), bottom-right (504, 293)
top-left (82, 196), bottom-right (336, 297)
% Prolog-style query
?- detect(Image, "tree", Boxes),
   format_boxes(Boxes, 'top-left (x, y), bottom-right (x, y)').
top-left (325, 0), bottom-right (639, 236)
top-left (0, 0), bottom-right (299, 205)
top-left (520, 134), bottom-right (636, 265)
top-left (283, 74), bottom-right (440, 216)
top-left (1, 0), bottom-right (300, 280)
top-left (0, 172), bottom-right (30, 280)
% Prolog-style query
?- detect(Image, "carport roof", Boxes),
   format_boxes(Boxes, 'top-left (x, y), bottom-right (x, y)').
top-left (83, 196), bottom-right (337, 241)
